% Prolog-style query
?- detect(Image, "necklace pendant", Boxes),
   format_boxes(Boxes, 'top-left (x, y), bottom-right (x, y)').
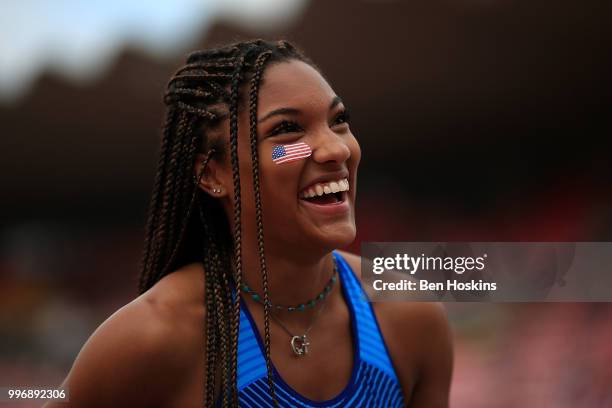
top-left (290, 335), bottom-right (310, 356)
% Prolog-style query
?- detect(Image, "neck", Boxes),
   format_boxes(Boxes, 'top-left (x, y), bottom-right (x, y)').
top-left (238, 244), bottom-right (337, 309)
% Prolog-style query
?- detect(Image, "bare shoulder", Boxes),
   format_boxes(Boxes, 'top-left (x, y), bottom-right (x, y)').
top-left (46, 263), bottom-right (206, 408)
top-left (335, 250), bottom-right (449, 332)
top-left (335, 249), bottom-right (453, 407)
top-left (375, 300), bottom-right (453, 408)
top-left (335, 249), bottom-right (363, 278)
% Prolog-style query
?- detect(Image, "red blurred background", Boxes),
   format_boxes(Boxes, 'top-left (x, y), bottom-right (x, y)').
top-left (1, 0), bottom-right (610, 406)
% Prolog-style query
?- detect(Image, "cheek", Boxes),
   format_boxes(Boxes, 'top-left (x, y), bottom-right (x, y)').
top-left (259, 148), bottom-right (302, 202)
top-left (349, 136), bottom-right (362, 168)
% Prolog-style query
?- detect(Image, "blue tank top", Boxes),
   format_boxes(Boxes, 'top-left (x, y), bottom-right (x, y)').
top-left (226, 250), bottom-right (406, 407)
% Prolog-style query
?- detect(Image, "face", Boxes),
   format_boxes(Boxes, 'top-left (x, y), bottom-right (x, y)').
top-left (197, 59), bottom-right (361, 255)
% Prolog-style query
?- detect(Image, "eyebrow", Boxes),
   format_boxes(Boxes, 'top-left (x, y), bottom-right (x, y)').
top-left (258, 95), bottom-right (343, 124)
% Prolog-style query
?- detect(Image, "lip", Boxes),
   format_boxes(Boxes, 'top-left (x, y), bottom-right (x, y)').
top-left (298, 190), bottom-right (350, 215)
top-left (298, 170), bottom-right (350, 195)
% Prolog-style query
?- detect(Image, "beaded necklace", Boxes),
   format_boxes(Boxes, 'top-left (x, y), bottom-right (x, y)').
top-left (241, 258), bottom-right (338, 312)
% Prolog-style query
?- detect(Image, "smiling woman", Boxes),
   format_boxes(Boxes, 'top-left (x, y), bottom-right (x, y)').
top-left (46, 39), bottom-right (453, 408)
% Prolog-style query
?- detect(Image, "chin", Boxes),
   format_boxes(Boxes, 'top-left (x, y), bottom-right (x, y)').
top-left (276, 217), bottom-right (357, 254)
top-left (317, 223), bottom-right (357, 250)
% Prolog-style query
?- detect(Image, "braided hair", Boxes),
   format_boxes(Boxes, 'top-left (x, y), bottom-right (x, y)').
top-left (138, 39), bottom-right (317, 407)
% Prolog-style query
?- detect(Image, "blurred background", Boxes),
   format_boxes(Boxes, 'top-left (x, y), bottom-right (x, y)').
top-left (1, 0), bottom-right (611, 406)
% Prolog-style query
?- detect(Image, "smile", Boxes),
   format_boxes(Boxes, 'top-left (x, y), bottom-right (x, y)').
top-left (299, 177), bottom-right (349, 199)
top-left (298, 177), bottom-right (350, 213)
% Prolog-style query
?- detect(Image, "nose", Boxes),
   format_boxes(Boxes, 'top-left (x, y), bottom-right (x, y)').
top-left (311, 128), bottom-right (351, 164)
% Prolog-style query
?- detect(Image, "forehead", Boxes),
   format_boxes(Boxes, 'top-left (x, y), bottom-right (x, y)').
top-left (257, 60), bottom-right (336, 111)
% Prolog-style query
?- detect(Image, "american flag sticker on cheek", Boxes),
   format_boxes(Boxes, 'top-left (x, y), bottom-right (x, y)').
top-left (271, 142), bottom-right (312, 165)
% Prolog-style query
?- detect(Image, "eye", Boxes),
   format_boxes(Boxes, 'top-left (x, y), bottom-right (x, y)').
top-left (333, 109), bottom-right (351, 126)
top-left (269, 120), bottom-right (303, 136)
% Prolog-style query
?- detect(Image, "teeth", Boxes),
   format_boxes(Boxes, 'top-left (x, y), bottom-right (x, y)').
top-left (299, 177), bottom-right (350, 198)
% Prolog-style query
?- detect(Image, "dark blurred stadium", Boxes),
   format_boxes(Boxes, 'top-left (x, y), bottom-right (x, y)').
top-left (1, 1), bottom-right (610, 406)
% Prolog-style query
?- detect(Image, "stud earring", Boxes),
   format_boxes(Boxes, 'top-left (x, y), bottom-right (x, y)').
top-left (212, 187), bottom-right (222, 194)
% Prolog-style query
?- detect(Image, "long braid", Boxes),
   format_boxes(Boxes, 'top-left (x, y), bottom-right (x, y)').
top-left (199, 198), bottom-right (218, 407)
top-left (139, 106), bottom-right (176, 292)
top-left (248, 50), bottom-right (278, 406)
top-left (227, 50), bottom-right (246, 406)
top-left (150, 110), bottom-right (189, 282)
top-left (199, 198), bottom-right (231, 407)
top-left (160, 112), bottom-right (190, 271)
top-left (138, 39), bottom-right (316, 407)
top-left (161, 148), bottom-right (215, 277)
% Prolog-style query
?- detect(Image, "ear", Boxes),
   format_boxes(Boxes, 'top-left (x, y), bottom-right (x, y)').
top-left (194, 151), bottom-right (229, 198)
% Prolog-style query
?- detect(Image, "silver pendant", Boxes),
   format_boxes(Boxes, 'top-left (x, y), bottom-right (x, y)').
top-left (290, 335), bottom-right (310, 356)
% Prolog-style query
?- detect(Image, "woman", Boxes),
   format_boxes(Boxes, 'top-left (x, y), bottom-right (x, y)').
top-left (50, 39), bottom-right (453, 407)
